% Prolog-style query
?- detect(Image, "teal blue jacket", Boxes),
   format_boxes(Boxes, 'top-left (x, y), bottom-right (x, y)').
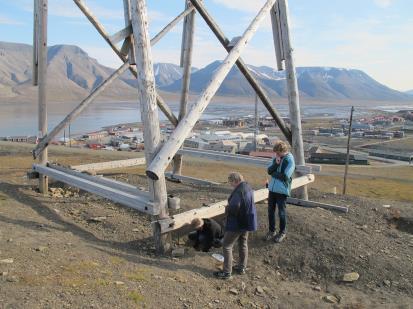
top-left (267, 153), bottom-right (295, 196)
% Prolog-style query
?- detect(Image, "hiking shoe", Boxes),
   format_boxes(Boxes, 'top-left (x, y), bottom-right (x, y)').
top-left (274, 233), bottom-right (286, 243)
top-left (213, 271), bottom-right (232, 280)
top-left (263, 231), bottom-right (277, 241)
top-left (232, 265), bottom-right (246, 275)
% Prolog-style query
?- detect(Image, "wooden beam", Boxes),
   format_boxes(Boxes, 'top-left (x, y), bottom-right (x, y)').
top-left (286, 197), bottom-right (348, 213)
top-left (109, 25), bottom-right (132, 45)
top-left (122, 0), bottom-right (136, 65)
top-left (176, 148), bottom-right (321, 173)
top-left (73, 0), bottom-right (178, 126)
top-left (37, 0), bottom-right (48, 194)
top-left (33, 62), bottom-right (130, 159)
top-left (189, 0), bottom-right (292, 143)
top-left (165, 172), bottom-right (220, 186)
top-left (156, 174), bottom-right (314, 233)
top-left (32, 0), bottom-right (39, 86)
top-left (173, 0), bottom-right (196, 176)
top-left (131, 0), bottom-right (169, 253)
top-left (270, 3), bottom-right (284, 71)
top-left (33, 164), bottom-right (156, 214)
top-left (150, 6), bottom-right (195, 46)
top-left (146, 0), bottom-right (277, 181)
top-left (278, 0), bottom-right (307, 200)
top-left (48, 164), bottom-right (150, 198)
top-left (71, 158), bottom-right (146, 172)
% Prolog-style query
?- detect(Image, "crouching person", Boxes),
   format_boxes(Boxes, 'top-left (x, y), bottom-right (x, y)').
top-left (214, 172), bottom-right (257, 280)
top-left (188, 218), bottom-right (224, 252)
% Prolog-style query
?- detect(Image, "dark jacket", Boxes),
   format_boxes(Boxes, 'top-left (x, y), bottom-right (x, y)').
top-left (201, 218), bottom-right (224, 244)
top-left (191, 218), bottom-right (223, 252)
top-left (225, 182), bottom-right (257, 232)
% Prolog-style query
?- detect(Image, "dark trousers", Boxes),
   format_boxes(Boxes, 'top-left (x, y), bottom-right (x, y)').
top-left (268, 191), bottom-right (287, 234)
top-left (188, 231), bottom-right (212, 252)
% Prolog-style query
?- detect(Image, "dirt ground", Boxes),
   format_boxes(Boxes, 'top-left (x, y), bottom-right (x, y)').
top-left (0, 142), bottom-right (412, 308)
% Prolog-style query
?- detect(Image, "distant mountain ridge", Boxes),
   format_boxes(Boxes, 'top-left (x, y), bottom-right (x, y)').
top-left (162, 61), bottom-right (412, 101)
top-left (1, 41), bottom-right (411, 102)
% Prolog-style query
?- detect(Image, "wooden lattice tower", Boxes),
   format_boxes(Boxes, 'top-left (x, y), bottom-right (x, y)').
top-left (31, 0), bottom-right (323, 253)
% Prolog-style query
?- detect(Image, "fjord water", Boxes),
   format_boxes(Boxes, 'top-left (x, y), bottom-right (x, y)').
top-left (0, 100), bottom-right (400, 137)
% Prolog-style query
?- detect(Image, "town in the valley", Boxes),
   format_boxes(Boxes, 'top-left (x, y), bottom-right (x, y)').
top-left (3, 108), bottom-right (413, 165)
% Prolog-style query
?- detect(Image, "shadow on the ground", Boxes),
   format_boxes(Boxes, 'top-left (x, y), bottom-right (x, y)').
top-left (0, 181), bottom-right (213, 275)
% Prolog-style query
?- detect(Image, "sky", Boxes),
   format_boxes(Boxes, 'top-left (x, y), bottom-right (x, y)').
top-left (0, 0), bottom-right (412, 91)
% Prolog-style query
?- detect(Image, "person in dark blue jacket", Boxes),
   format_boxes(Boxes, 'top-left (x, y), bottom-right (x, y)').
top-left (264, 140), bottom-right (295, 243)
top-left (214, 172), bottom-right (257, 280)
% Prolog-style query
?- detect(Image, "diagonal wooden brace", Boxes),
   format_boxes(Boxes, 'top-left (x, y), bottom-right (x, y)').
top-left (73, 0), bottom-right (178, 126)
top-left (146, 0), bottom-right (277, 180)
top-left (33, 62), bottom-right (130, 159)
top-left (189, 0), bottom-right (292, 143)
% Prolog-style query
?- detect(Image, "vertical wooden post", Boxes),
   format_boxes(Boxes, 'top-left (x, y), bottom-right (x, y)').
top-left (122, 0), bottom-right (136, 65)
top-left (270, 3), bottom-right (284, 71)
top-left (343, 106), bottom-right (354, 195)
top-left (33, 0), bottom-right (39, 86)
top-left (173, 0), bottom-right (196, 176)
top-left (37, 0), bottom-right (48, 194)
top-left (130, 0), bottom-right (169, 253)
top-left (278, 0), bottom-right (307, 200)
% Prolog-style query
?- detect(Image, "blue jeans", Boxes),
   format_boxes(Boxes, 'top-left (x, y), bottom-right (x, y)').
top-left (268, 191), bottom-right (287, 234)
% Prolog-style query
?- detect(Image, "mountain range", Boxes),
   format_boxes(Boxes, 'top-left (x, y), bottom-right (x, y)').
top-left (0, 41), bottom-right (411, 102)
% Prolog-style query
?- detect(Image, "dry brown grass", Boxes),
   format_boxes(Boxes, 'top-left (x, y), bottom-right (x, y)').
top-left (1, 141), bottom-right (411, 202)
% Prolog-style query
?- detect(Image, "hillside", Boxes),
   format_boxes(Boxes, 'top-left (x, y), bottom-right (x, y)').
top-left (163, 61), bottom-right (412, 101)
top-left (0, 142), bottom-right (412, 307)
top-left (0, 42), bottom-right (134, 101)
top-left (1, 41), bottom-right (412, 102)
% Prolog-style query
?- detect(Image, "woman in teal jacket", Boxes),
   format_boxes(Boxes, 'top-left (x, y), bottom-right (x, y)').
top-left (264, 140), bottom-right (295, 243)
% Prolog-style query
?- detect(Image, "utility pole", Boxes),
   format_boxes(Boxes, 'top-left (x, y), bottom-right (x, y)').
top-left (254, 94), bottom-right (259, 151)
top-left (69, 123), bottom-right (71, 147)
top-left (343, 106), bottom-right (354, 195)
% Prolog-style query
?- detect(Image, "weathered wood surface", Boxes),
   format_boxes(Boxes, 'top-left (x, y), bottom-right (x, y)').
top-left (71, 158), bottom-right (146, 172)
top-left (165, 172), bottom-right (220, 186)
top-left (73, 0), bottom-right (178, 126)
top-left (33, 164), bottom-right (155, 214)
top-left (122, 0), bottom-right (136, 64)
top-left (270, 3), bottom-right (284, 71)
top-left (147, 0), bottom-right (277, 181)
top-left (150, 6), bottom-right (195, 45)
top-left (173, 0), bottom-right (196, 176)
top-left (130, 0), bottom-right (169, 232)
top-left (49, 164), bottom-right (150, 198)
top-left (278, 0), bottom-right (307, 200)
top-left (157, 174), bottom-right (315, 233)
top-left (189, 0), bottom-right (291, 143)
top-left (177, 148), bottom-right (321, 173)
top-left (32, 0), bottom-right (39, 86)
top-left (37, 0), bottom-right (49, 194)
top-left (109, 25), bottom-right (132, 45)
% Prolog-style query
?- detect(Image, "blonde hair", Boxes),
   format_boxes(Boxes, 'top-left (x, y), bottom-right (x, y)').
top-left (191, 218), bottom-right (204, 229)
top-left (228, 172), bottom-right (244, 184)
top-left (273, 140), bottom-right (289, 154)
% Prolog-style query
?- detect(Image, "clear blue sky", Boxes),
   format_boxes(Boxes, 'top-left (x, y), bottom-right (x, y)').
top-left (1, 0), bottom-right (412, 91)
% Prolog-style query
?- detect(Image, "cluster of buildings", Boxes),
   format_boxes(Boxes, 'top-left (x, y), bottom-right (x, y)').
top-left (183, 130), bottom-right (275, 154)
top-left (302, 113), bottom-right (408, 140)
